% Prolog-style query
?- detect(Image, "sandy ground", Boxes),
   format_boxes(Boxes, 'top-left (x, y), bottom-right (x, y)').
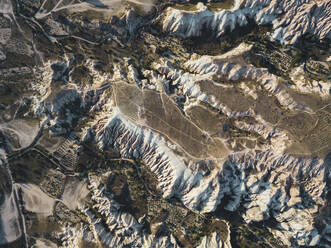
top-left (62, 177), bottom-right (89, 210)
top-left (35, 0), bottom-right (155, 19)
top-left (0, 192), bottom-right (22, 245)
top-left (32, 238), bottom-right (58, 248)
top-left (18, 184), bottom-right (55, 216)
top-left (0, 119), bottom-right (40, 150)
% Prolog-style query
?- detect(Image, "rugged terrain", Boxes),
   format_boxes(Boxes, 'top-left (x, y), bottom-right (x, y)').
top-left (0, 0), bottom-right (330, 247)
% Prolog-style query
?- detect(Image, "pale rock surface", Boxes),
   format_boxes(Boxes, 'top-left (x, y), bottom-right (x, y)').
top-left (18, 184), bottom-right (55, 216)
top-left (289, 64), bottom-right (331, 97)
top-left (0, 191), bottom-right (22, 245)
top-left (197, 232), bottom-right (231, 248)
top-left (0, 50), bottom-right (5, 61)
top-left (1, 3), bottom-right (329, 247)
top-left (152, 56), bottom-right (290, 152)
top-left (61, 171), bottom-right (181, 248)
top-left (0, 151), bottom-right (22, 245)
top-left (83, 92), bottom-right (329, 246)
top-left (162, 0), bottom-right (331, 44)
top-left (183, 43), bottom-right (310, 112)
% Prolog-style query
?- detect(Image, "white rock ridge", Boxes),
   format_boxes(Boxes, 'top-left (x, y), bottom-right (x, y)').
top-left (84, 95), bottom-right (330, 246)
top-left (162, 0), bottom-right (331, 44)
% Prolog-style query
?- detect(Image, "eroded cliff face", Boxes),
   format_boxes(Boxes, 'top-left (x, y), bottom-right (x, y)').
top-left (162, 0), bottom-right (331, 44)
top-left (0, 0), bottom-right (330, 247)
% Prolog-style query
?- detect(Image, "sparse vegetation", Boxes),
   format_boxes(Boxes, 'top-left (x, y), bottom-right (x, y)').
top-left (1, 0), bottom-right (330, 247)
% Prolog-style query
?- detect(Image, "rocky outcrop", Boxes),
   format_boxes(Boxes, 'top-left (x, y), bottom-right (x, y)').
top-left (64, 171), bottom-right (181, 248)
top-left (183, 44), bottom-right (311, 112)
top-left (289, 64), bottom-right (331, 97)
top-left (162, 2), bottom-right (248, 39)
top-left (161, 0), bottom-right (331, 44)
top-left (151, 51), bottom-right (291, 152)
top-left (197, 232), bottom-right (231, 248)
top-left (29, 59), bottom-right (111, 136)
top-left (2, 1), bottom-right (330, 247)
top-left (85, 97), bottom-right (330, 246)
